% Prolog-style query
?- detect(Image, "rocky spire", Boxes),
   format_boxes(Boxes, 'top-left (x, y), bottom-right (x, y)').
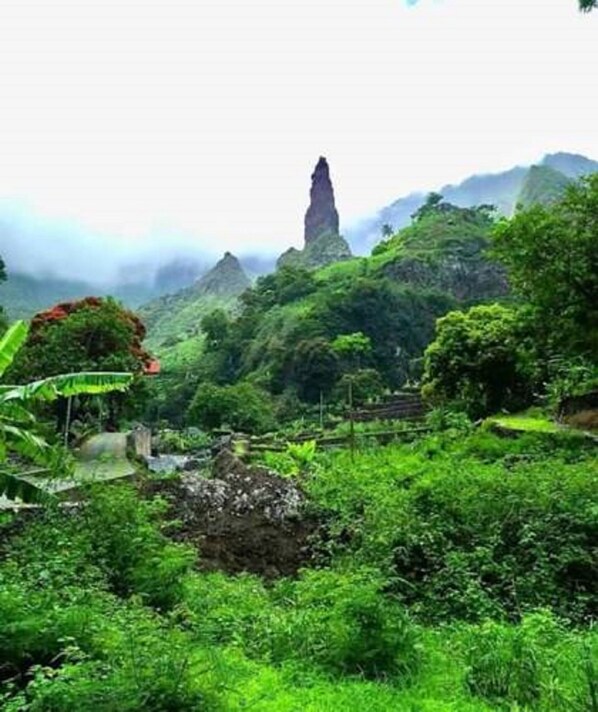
top-left (304, 157), bottom-right (340, 243)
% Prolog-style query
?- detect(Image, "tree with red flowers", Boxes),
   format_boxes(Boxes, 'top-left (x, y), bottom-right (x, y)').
top-left (9, 297), bottom-right (154, 429)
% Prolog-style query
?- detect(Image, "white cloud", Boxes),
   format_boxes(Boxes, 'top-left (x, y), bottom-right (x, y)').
top-left (0, 0), bottom-right (596, 276)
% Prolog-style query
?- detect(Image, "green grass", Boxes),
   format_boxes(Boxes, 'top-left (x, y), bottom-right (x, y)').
top-left (485, 409), bottom-right (562, 433)
top-left (1, 430), bottom-right (596, 710)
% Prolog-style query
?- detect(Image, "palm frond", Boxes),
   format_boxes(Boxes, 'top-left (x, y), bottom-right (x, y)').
top-left (1, 372), bottom-right (133, 403)
top-left (1, 423), bottom-right (56, 468)
top-left (0, 469), bottom-right (51, 504)
top-left (0, 402), bottom-right (36, 424)
top-left (0, 321), bottom-right (29, 378)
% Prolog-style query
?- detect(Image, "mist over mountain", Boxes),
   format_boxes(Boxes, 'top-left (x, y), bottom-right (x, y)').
top-left (344, 152), bottom-right (598, 254)
top-left (1, 150), bottom-right (596, 320)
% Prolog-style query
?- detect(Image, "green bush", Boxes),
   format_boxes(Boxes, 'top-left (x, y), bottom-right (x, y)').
top-left (422, 303), bottom-right (538, 418)
top-left (269, 569), bottom-right (421, 679)
top-left (187, 381), bottom-right (275, 433)
top-left (181, 572), bottom-right (272, 652)
top-left (465, 611), bottom-right (598, 711)
top-left (83, 484), bottom-right (196, 609)
top-left (1, 615), bottom-right (221, 712)
top-left (306, 433), bottom-right (597, 623)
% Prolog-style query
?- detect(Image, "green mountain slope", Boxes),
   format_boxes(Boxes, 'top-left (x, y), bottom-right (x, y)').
top-left (140, 252), bottom-right (251, 360)
top-left (517, 165), bottom-right (572, 208)
top-left (187, 198), bottom-right (508, 397)
top-left (346, 152), bottom-right (598, 253)
top-left (0, 272), bottom-right (95, 320)
top-left (368, 199), bottom-right (507, 302)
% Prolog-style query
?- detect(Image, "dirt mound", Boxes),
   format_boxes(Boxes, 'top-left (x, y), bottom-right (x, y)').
top-left (153, 450), bottom-right (321, 578)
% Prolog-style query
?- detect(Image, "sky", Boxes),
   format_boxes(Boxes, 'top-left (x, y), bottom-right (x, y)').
top-left (0, 0), bottom-right (597, 281)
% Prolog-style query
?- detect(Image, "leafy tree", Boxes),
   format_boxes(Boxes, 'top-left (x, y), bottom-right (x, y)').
top-left (187, 381), bottom-right (274, 433)
top-left (493, 175), bottom-right (598, 356)
top-left (241, 265), bottom-right (316, 313)
top-left (381, 223), bottom-right (394, 239)
top-left (315, 278), bottom-right (453, 388)
top-left (201, 308), bottom-right (231, 350)
top-left (9, 297), bottom-right (153, 427)
top-left (331, 332), bottom-right (372, 372)
top-left (411, 192), bottom-right (444, 222)
top-left (335, 368), bottom-right (385, 406)
top-left (422, 304), bottom-right (538, 417)
top-left (0, 321), bottom-right (132, 502)
top-left (291, 338), bottom-right (340, 403)
top-left (579, 0), bottom-right (596, 10)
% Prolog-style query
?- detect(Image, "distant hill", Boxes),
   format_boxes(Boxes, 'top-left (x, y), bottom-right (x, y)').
top-left (517, 165), bottom-right (572, 209)
top-left (345, 152), bottom-right (598, 253)
top-left (0, 255), bottom-right (207, 322)
top-left (0, 272), bottom-right (96, 321)
top-left (139, 252), bottom-right (251, 367)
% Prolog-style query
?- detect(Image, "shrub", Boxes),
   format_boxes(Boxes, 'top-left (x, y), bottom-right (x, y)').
top-left (83, 484), bottom-right (196, 609)
top-left (269, 569), bottom-right (421, 679)
top-left (187, 381), bottom-right (275, 433)
top-left (465, 611), bottom-right (598, 711)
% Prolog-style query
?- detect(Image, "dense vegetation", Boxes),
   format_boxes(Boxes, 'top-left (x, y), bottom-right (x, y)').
top-left (0, 154), bottom-right (596, 710)
top-left (422, 175), bottom-right (598, 417)
top-left (0, 428), bottom-right (595, 710)
top-left (143, 198), bottom-right (512, 428)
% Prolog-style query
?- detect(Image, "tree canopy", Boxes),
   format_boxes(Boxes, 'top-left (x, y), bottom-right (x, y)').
top-left (492, 174), bottom-right (598, 356)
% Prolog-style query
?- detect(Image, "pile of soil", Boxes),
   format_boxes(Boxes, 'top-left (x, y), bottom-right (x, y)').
top-left (152, 449), bottom-right (321, 578)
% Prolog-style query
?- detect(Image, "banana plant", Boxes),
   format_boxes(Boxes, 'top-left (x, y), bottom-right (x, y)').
top-left (0, 321), bottom-right (133, 503)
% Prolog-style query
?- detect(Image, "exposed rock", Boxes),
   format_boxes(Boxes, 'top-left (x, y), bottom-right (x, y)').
top-left (304, 156), bottom-right (340, 243)
top-left (152, 449), bottom-right (320, 577)
top-left (146, 454), bottom-right (208, 474)
top-left (382, 253), bottom-right (508, 302)
top-left (277, 157), bottom-right (352, 270)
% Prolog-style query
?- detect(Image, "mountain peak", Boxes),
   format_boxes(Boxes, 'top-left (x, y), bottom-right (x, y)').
top-left (540, 152), bottom-right (598, 179)
top-left (278, 157), bottom-right (351, 270)
top-left (304, 156), bottom-right (340, 244)
top-left (517, 165), bottom-right (572, 209)
top-left (194, 252), bottom-right (250, 299)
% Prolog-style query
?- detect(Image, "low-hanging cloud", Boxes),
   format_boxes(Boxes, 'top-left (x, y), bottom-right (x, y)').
top-left (0, 202), bottom-right (281, 287)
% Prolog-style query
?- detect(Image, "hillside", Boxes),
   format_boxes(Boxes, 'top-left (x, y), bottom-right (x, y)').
top-left (516, 165), bottom-right (572, 208)
top-left (370, 199), bottom-right (507, 302)
top-left (0, 267), bottom-right (201, 322)
top-left (184, 198), bottom-right (508, 400)
top-left (139, 251), bottom-right (251, 359)
top-left (0, 272), bottom-right (96, 321)
top-left (346, 152), bottom-right (598, 253)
